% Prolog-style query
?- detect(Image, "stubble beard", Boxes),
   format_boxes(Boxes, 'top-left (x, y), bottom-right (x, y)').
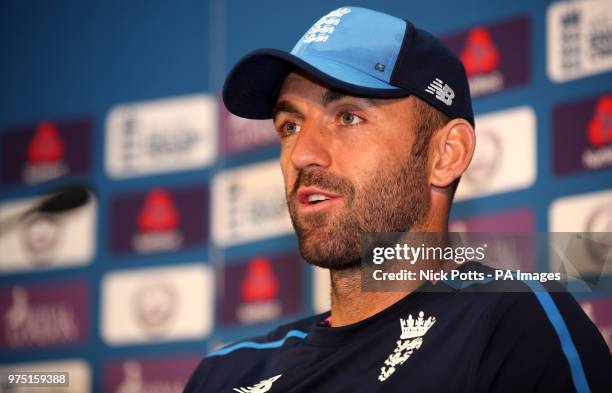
top-left (287, 152), bottom-right (430, 271)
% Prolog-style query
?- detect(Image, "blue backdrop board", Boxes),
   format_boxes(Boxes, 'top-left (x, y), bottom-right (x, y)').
top-left (1, 1), bottom-right (611, 392)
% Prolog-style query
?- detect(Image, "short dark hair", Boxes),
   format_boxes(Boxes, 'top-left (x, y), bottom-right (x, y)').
top-left (410, 96), bottom-right (461, 199)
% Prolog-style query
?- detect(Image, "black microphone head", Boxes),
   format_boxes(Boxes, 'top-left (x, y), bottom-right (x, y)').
top-left (37, 186), bottom-right (90, 213)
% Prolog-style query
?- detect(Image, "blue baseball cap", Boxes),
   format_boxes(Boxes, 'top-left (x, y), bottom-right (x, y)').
top-left (223, 6), bottom-right (474, 126)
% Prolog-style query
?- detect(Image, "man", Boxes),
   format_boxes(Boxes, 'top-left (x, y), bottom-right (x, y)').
top-left (185, 7), bottom-right (610, 393)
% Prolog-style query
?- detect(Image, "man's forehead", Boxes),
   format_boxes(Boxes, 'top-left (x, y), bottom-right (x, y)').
top-left (276, 71), bottom-right (397, 108)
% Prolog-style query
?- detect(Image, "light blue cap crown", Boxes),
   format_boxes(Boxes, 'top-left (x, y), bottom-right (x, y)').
top-left (291, 7), bottom-right (406, 89)
top-left (223, 6), bottom-right (474, 126)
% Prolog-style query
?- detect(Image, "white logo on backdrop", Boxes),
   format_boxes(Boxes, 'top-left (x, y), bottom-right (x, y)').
top-left (456, 106), bottom-right (536, 201)
top-left (0, 196), bottom-right (96, 274)
top-left (464, 129), bottom-right (502, 186)
top-left (547, 0), bottom-right (612, 82)
top-left (549, 189), bottom-right (612, 276)
top-left (20, 214), bottom-right (62, 261)
top-left (105, 95), bottom-right (218, 178)
top-left (550, 189), bottom-right (612, 232)
top-left (132, 284), bottom-right (177, 333)
top-left (101, 264), bottom-right (213, 345)
top-left (212, 160), bottom-right (292, 247)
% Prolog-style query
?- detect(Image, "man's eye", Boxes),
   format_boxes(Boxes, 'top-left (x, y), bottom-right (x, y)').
top-left (281, 122), bottom-right (301, 136)
top-left (339, 112), bottom-right (362, 125)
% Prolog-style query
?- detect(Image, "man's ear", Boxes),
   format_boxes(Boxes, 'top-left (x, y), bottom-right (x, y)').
top-left (429, 119), bottom-right (476, 188)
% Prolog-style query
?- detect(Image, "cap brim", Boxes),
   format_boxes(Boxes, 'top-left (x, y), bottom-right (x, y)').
top-left (222, 48), bottom-right (410, 120)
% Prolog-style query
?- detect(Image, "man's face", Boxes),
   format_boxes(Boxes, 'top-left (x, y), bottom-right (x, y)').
top-left (273, 73), bottom-right (431, 270)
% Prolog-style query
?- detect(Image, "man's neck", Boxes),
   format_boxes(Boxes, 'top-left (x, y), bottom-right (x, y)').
top-left (328, 216), bottom-right (449, 327)
top-left (329, 261), bottom-right (443, 327)
top-left (330, 268), bottom-right (412, 327)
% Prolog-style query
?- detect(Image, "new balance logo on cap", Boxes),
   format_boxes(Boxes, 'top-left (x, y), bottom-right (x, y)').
top-left (425, 78), bottom-right (455, 106)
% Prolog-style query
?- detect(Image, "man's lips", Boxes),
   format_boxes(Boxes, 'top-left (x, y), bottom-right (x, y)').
top-left (296, 187), bottom-right (343, 212)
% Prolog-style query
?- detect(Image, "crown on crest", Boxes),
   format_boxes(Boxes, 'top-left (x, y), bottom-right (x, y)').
top-left (400, 311), bottom-right (436, 340)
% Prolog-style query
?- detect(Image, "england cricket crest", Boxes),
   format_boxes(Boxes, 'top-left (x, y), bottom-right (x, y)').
top-left (233, 374), bottom-right (282, 393)
top-left (378, 311), bottom-right (436, 382)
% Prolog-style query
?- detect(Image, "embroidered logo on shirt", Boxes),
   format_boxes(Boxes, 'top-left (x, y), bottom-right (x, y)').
top-left (233, 374), bottom-right (282, 393)
top-left (378, 311), bottom-right (436, 382)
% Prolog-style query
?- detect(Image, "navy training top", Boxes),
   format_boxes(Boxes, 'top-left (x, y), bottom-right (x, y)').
top-left (184, 263), bottom-right (611, 393)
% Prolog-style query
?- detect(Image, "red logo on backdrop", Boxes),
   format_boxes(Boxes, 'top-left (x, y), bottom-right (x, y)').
top-left (240, 257), bottom-right (279, 303)
top-left (460, 27), bottom-right (500, 76)
top-left (138, 189), bottom-right (180, 232)
top-left (27, 121), bottom-right (65, 164)
top-left (587, 96), bottom-right (612, 148)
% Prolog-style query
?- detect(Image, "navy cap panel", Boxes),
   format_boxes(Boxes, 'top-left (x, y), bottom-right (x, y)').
top-left (222, 49), bottom-right (409, 120)
top-left (390, 23), bottom-right (474, 126)
top-left (222, 50), bottom-right (292, 120)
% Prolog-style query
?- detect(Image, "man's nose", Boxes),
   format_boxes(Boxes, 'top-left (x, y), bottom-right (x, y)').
top-left (289, 122), bottom-right (332, 169)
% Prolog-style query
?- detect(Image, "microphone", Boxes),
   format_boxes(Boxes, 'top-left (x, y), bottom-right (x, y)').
top-left (0, 185), bottom-right (91, 236)
top-left (29, 186), bottom-right (90, 215)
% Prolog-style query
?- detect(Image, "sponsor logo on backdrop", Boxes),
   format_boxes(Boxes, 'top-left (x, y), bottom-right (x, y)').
top-left (105, 95), bottom-right (217, 179)
top-left (588, 96), bottom-right (612, 148)
top-left (0, 281), bottom-right (88, 349)
top-left (24, 121), bottom-right (68, 183)
top-left (212, 160), bottom-right (293, 246)
top-left (105, 356), bottom-right (200, 393)
top-left (0, 359), bottom-right (91, 393)
top-left (460, 27), bottom-right (503, 95)
top-left (220, 101), bottom-right (278, 154)
top-left (0, 118), bottom-right (91, 185)
top-left (463, 129), bottom-right (502, 187)
top-left (109, 185), bottom-right (207, 255)
top-left (443, 15), bottom-right (531, 97)
top-left (220, 254), bottom-right (301, 326)
top-left (550, 189), bottom-right (612, 232)
top-left (547, 0), bottom-right (612, 82)
top-left (584, 200), bottom-right (612, 266)
top-left (549, 189), bottom-right (612, 276)
top-left (586, 203), bottom-right (612, 233)
top-left (237, 257), bottom-right (282, 323)
top-left (450, 208), bottom-right (534, 232)
top-left (0, 195), bottom-right (97, 273)
top-left (101, 263), bottom-right (213, 345)
top-left (450, 209), bottom-right (535, 272)
top-left (580, 297), bottom-right (612, 351)
top-left (133, 189), bottom-right (183, 253)
top-left (553, 93), bottom-right (612, 175)
top-left (455, 106), bottom-right (536, 200)
top-left (133, 283), bottom-right (177, 333)
top-left (21, 215), bottom-right (62, 257)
